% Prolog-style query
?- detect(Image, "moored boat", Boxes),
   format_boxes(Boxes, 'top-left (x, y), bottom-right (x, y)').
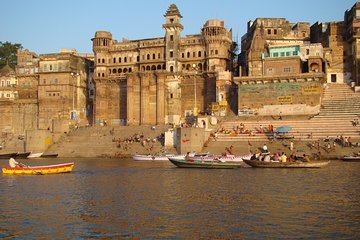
top-left (243, 159), bottom-right (330, 168)
top-left (27, 152), bottom-right (43, 158)
top-left (190, 153), bottom-right (251, 162)
top-left (132, 152), bottom-right (208, 161)
top-left (132, 154), bottom-right (176, 161)
top-left (15, 152), bottom-right (31, 158)
top-left (40, 153), bottom-right (59, 158)
top-left (2, 162), bottom-right (75, 175)
top-left (168, 157), bottom-right (243, 169)
top-left (342, 154), bottom-right (360, 162)
top-left (0, 152), bottom-right (17, 159)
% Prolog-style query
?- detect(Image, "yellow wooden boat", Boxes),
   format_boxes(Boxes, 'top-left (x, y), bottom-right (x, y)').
top-left (2, 162), bottom-right (74, 175)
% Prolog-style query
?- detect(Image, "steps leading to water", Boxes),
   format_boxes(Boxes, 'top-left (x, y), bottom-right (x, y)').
top-left (210, 83), bottom-right (360, 143)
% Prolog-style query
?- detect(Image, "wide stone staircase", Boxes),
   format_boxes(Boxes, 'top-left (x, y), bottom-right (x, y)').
top-left (46, 125), bottom-right (177, 158)
top-left (209, 83), bottom-right (360, 142)
top-left (316, 83), bottom-right (360, 119)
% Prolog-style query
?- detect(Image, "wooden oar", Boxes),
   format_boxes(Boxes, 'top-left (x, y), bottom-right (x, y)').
top-left (18, 162), bottom-right (43, 175)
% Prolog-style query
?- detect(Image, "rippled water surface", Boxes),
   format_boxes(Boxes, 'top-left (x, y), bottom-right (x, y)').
top-left (0, 158), bottom-right (359, 239)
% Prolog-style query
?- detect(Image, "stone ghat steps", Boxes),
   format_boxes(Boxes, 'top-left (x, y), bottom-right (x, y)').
top-left (213, 119), bottom-right (360, 141)
top-left (47, 125), bottom-right (176, 157)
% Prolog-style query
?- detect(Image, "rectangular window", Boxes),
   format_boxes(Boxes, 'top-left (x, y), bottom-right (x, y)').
top-left (54, 64), bottom-right (58, 71)
top-left (49, 65), bottom-right (53, 71)
top-left (61, 64), bottom-right (66, 71)
top-left (170, 51), bottom-right (173, 58)
top-left (331, 74), bottom-right (337, 83)
top-left (306, 49), bottom-right (310, 55)
top-left (274, 29), bottom-right (277, 35)
top-left (283, 67), bottom-right (291, 73)
top-left (286, 52), bottom-right (290, 56)
top-left (170, 35), bottom-right (174, 41)
top-left (293, 51), bottom-right (297, 56)
top-left (280, 52), bottom-right (285, 57)
top-left (273, 52), bottom-right (279, 57)
top-left (43, 64), bottom-right (47, 72)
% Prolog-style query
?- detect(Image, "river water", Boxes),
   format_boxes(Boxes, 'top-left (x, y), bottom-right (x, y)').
top-left (0, 158), bottom-right (359, 239)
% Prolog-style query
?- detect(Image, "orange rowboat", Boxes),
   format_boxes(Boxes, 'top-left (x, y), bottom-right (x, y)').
top-left (2, 162), bottom-right (74, 175)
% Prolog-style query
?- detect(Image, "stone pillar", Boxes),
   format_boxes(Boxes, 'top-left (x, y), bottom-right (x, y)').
top-left (127, 75), bottom-right (134, 125)
top-left (156, 72), bottom-right (166, 125)
top-left (140, 73), bottom-right (150, 125)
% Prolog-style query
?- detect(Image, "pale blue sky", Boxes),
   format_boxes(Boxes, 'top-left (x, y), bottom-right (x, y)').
top-left (0, 0), bottom-right (356, 54)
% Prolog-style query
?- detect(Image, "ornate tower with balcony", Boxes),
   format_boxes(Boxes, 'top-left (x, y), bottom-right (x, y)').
top-left (92, 31), bottom-right (112, 80)
top-left (163, 4), bottom-right (183, 73)
top-left (202, 20), bottom-right (232, 72)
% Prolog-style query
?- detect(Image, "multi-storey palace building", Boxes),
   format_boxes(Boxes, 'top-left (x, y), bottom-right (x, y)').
top-left (235, 18), bottom-right (325, 116)
top-left (0, 2), bottom-right (359, 138)
top-left (92, 4), bottom-right (233, 126)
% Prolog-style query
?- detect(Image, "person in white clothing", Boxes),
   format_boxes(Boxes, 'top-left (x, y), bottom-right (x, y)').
top-left (262, 144), bottom-right (268, 153)
top-left (9, 158), bottom-right (26, 168)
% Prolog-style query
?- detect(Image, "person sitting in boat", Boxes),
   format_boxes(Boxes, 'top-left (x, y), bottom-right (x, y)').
top-left (288, 154), bottom-right (296, 162)
top-left (9, 158), bottom-right (26, 168)
top-left (302, 154), bottom-right (311, 162)
top-left (272, 152), bottom-right (280, 162)
top-left (250, 154), bottom-right (257, 160)
top-left (280, 152), bottom-right (287, 162)
top-left (263, 153), bottom-right (271, 162)
top-left (185, 152), bottom-right (190, 161)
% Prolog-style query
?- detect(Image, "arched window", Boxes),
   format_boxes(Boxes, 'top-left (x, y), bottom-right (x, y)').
top-left (112, 69), bottom-right (116, 74)
top-left (119, 57), bottom-right (122, 63)
top-left (157, 65), bottom-right (162, 70)
top-left (151, 65), bottom-right (156, 70)
top-left (113, 58), bottom-right (116, 63)
top-left (118, 68), bottom-right (122, 73)
top-left (198, 51), bottom-right (202, 57)
top-left (102, 58), bottom-right (105, 63)
top-left (215, 50), bottom-right (218, 55)
top-left (142, 66), bottom-right (145, 71)
top-left (153, 53), bottom-right (156, 59)
top-left (198, 63), bottom-right (202, 70)
top-left (162, 64), bottom-right (166, 69)
top-left (170, 66), bottom-right (174, 72)
top-left (129, 68), bottom-right (132, 72)
top-left (147, 54), bottom-right (150, 60)
top-left (102, 73), bottom-right (105, 77)
top-left (124, 57), bottom-right (127, 63)
top-left (123, 68), bottom-right (128, 73)
top-left (146, 66), bottom-right (150, 71)
top-left (182, 53), bottom-right (185, 58)
top-left (158, 53), bottom-right (161, 59)
top-left (137, 56), bottom-right (140, 62)
top-left (186, 64), bottom-right (190, 70)
top-left (187, 52), bottom-right (190, 58)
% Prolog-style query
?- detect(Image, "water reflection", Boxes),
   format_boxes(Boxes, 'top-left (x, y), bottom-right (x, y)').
top-left (0, 159), bottom-right (359, 239)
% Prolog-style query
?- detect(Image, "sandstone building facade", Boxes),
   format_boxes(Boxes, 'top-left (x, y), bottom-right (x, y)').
top-left (236, 18), bottom-right (324, 116)
top-left (37, 49), bottom-right (92, 130)
top-left (92, 4), bottom-right (233, 126)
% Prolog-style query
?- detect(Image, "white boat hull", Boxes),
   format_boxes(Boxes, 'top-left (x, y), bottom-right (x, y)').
top-left (27, 152), bottom-right (43, 158)
top-left (132, 154), bottom-right (177, 161)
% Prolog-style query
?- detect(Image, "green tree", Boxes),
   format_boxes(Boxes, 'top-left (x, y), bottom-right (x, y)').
top-left (0, 41), bottom-right (23, 69)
